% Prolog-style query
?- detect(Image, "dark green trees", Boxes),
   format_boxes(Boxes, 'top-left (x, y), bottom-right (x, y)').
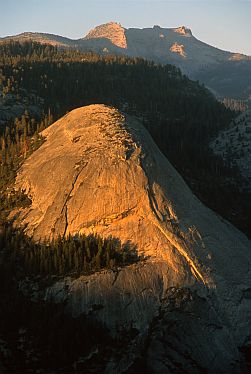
top-left (0, 225), bottom-right (139, 278)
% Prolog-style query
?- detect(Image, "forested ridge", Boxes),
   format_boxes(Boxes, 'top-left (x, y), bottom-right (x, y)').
top-left (0, 41), bottom-right (231, 126)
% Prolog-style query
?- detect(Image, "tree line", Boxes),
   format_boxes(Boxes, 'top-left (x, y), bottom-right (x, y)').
top-left (0, 110), bottom-right (52, 189)
top-left (0, 224), bottom-right (139, 277)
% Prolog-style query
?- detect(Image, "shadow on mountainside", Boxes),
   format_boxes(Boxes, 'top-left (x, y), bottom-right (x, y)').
top-left (0, 223), bottom-right (143, 279)
top-left (0, 225), bottom-right (145, 373)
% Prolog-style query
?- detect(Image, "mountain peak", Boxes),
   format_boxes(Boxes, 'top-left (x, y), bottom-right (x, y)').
top-left (84, 21), bottom-right (127, 48)
top-left (174, 26), bottom-right (192, 36)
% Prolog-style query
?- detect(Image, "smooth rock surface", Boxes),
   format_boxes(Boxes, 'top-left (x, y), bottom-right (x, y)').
top-left (14, 104), bottom-right (251, 372)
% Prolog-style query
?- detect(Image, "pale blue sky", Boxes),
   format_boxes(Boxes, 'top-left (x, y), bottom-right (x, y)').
top-left (0, 0), bottom-right (250, 55)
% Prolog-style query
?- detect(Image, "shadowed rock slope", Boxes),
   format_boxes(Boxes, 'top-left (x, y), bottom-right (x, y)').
top-left (14, 104), bottom-right (251, 372)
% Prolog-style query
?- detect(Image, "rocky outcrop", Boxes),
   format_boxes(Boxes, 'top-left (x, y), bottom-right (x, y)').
top-left (84, 22), bottom-right (127, 49)
top-left (174, 26), bottom-right (192, 37)
top-left (14, 104), bottom-right (251, 372)
top-left (170, 42), bottom-right (187, 58)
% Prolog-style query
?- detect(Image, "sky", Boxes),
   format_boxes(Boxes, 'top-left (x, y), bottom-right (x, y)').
top-left (0, 0), bottom-right (250, 55)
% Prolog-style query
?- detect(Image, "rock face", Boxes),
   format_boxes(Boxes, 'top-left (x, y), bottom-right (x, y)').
top-left (174, 26), bottom-right (192, 37)
top-left (15, 104), bottom-right (251, 372)
top-left (84, 21), bottom-right (127, 49)
top-left (82, 23), bottom-right (249, 74)
top-left (170, 42), bottom-right (187, 58)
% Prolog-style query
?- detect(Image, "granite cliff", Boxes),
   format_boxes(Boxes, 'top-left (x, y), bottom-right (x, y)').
top-left (85, 22), bottom-right (127, 49)
top-left (13, 104), bottom-right (251, 372)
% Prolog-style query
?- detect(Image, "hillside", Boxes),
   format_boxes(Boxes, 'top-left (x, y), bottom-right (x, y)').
top-left (8, 104), bottom-right (251, 372)
top-left (196, 59), bottom-right (251, 104)
top-left (0, 31), bottom-right (77, 48)
top-left (210, 110), bottom-right (251, 191)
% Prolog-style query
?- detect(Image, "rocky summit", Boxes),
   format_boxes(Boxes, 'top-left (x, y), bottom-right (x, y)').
top-left (84, 21), bottom-right (127, 49)
top-left (82, 22), bottom-right (248, 74)
top-left (13, 104), bottom-right (251, 372)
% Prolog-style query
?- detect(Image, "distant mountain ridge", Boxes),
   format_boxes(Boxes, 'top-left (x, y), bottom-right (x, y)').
top-left (1, 21), bottom-right (251, 101)
top-left (0, 31), bottom-right (78, 48)
top-left (83, 22), bottom-right (249, 73)
top-left (1, 22), bottom-right (249, 67)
